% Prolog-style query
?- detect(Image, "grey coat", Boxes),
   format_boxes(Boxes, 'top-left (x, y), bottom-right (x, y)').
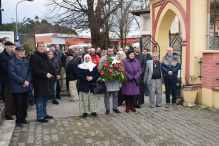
top-left (99, 55), bottom-right (120, 92)
top-left (143, 60), bottom-right (162, 85)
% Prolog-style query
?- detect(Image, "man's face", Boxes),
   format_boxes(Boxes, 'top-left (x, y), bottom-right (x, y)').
top-left (16, 50), bottom-right (25, 58)
top-left (142, 50), bottom-right (148, 56)
top-left (74, 50), bottom-right (79, 56)
top-left (134, 47), bottom-right (140, 53)
top-left (107, 48), bottom-right (114, 57)
top-left (90, 48), bottom-right (95, 55)
top-left (124, 47), bottom-right (129, 53)
top-left (5, 45), bottom-right (14, 54)
top-left (153, 54), bottom-right (159, 61)
top-left (55, 45), bottom-right (60, 51)
top-left (47, 52), bottom-right (53, 60)
top-left (167, 48), bottom-right (173, 56)
top-left (37, 44), bottom-right (46, 53)
top-left (86, 48), bottom-right (91, 54)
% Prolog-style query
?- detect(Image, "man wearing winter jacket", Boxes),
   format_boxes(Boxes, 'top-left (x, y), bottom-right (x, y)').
top-left (30, 42), bottom-right (54, 123)
top-left (8, 46), bottom-right (31, 126)
top-left (0, 41), bottom-right (16, 120)
top-left (161, 47), bottom-right (181, 108)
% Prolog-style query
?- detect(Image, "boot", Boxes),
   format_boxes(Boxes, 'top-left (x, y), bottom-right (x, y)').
top-left (125, 106), bottom-right (130, 113)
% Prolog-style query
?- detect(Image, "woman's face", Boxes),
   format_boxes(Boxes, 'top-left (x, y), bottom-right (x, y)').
top-left (128, 52), bottom-right (135, 60)
top-left (117, 52), bottom-right (121, 59)
top-left (85, 56), bottom-right (91, 63)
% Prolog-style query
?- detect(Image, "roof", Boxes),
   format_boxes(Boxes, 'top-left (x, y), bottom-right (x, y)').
top-left (131, 8), bottom-right (150, 16)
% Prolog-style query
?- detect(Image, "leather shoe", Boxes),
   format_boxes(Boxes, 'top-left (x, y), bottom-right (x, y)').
top-left (113, 109), bottom-right (121, 113)
top-left (125, 107), bottom-right (129, 113)
top-left (37, 119), bottom-right (48, 123)
top-left (91, 112), bottom-right (97, 117)
top-left (53, 100), bottom-right (59, 104)
top-left (82, 113), bottom-right (88, 118)
top-left (45, 115), bottom-right (53, 119)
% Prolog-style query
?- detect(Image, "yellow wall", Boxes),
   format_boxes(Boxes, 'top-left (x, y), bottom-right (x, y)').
top-left (190, 0), bottom-right (208, 82)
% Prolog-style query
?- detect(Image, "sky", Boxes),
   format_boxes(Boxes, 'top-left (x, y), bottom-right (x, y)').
top-left (2, 0), bottom-right (48, 24)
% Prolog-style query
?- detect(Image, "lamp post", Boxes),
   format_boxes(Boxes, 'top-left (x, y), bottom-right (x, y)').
top-left (15, 0), bottom-right (33, 43)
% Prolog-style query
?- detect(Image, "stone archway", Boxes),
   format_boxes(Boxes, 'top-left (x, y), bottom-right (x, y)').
top-left (151, 0), bottom-right (190, 84)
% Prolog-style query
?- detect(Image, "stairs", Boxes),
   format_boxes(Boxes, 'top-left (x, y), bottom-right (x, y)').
top-left (0, 101), bottom-right (16, 146)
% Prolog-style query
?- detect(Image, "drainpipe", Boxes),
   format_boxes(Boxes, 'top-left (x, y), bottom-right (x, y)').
top-left (207, 0), bottom-right (211, 49)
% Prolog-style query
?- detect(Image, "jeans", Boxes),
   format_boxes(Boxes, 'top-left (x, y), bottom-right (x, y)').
top-left (51, 80), bottom-right (57, 102)
top-left (144, 84), bottom-right (150, 96)
top-left (104, 91), bottom-right (118, 111)
top-left (164, 77), bottom-right (177, 104)
top-left (28, 86), bottom-right (34, 103)
top-left (35, 96), bottom-right (48, 120)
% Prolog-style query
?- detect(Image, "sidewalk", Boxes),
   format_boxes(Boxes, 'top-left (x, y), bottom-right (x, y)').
top-left (9, 93), bottom-right (219, 145)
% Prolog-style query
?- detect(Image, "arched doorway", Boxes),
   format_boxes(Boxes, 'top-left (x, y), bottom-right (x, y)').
top-left (152, 1), bottom-right (189, 84)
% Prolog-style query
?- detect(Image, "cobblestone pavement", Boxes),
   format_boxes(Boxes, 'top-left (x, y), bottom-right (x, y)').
top-left (10, 95), bottom-right (219, 146)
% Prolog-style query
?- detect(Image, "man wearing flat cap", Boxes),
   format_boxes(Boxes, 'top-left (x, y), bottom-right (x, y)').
top-left (0, 41), bottom-right (16, 120)
top-left (8, 46), bottom-right (31, 126)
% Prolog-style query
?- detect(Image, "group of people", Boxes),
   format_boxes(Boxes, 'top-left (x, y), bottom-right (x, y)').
top-left (0, 37), bottom-right (181, 127)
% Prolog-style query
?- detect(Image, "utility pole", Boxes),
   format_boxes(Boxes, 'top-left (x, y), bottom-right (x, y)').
top-left (0, 0), bottom-right (2, 27)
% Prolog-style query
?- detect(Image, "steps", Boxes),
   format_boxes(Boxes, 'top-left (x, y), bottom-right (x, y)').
top-left (0, 101), bottom-right (16, 146)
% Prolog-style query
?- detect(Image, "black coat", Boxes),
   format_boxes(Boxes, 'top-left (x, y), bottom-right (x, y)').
top-left (66, 60), bottom-right (78, 81)
top-left (78, 66), bottom-right (99, 93)
top-left (29, 51), bottom-right (53, 97)
top-left (0, 50), bottom-right (15, 83)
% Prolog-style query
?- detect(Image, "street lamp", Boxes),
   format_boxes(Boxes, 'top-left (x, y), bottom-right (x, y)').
top-left (15, 0), bottom-right (34, 43)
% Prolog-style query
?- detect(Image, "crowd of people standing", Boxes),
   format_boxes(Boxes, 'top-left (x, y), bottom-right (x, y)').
top-left (0, 37), bottom-right (181, 127)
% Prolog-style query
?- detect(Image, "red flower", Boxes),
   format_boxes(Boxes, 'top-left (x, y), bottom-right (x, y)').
top-left (109, 68), bottom-right (113, 73)
top-left (103, 61), bottom-right (108, 67)
top-left (114, 64), bottom-right (119, 69)
top-left (120, 61), bottom-right (124, 66)
top-left (100, 71), bottom-right (105, 76)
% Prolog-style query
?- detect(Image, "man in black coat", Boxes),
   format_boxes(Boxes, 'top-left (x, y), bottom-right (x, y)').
top-left (0, 41), bottom-right (16, 120)
top-left (134, 46), bottom-right (145, 108)
top-left (30, 42), bottom-right (54, 123)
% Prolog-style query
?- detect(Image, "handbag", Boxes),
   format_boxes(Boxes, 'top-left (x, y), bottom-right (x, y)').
top-left (92, 79), bottom-right (106, 94)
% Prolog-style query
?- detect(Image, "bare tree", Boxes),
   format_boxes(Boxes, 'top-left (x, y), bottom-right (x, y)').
top-left (47, 0), bottom-right (123, 48)
top-left (110, 0), bottom-right (145, 48)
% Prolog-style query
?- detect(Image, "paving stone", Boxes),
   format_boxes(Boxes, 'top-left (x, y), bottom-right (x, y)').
top-left (8, 95), bottom-right (219, 145)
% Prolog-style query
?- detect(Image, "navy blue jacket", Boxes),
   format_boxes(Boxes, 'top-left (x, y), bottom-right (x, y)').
top-left (66, 60), bottom-right (78, 81)
top-left (0, 50), bottom-right (15, 83)
top-left (78, 66), bottom-right (99, 93)
top-left (8, 56), bottom-right (31, 93)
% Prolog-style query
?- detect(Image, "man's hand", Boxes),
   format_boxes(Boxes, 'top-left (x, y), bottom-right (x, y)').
top-left (56, 75), bottom-right (61, 80)
top-left (168, 71), bottom-right (173, 75)
top-left (23, 80), bottom-right (30, 87)
top-left (47, 73), bottom-right (53, 78)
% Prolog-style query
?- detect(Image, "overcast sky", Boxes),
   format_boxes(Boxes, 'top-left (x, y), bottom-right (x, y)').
top-left (2, 0), bottom-right (48, 24)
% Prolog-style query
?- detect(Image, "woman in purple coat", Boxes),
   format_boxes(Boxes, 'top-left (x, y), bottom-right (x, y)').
top-left (122, 50), bottom-right (142, 113)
